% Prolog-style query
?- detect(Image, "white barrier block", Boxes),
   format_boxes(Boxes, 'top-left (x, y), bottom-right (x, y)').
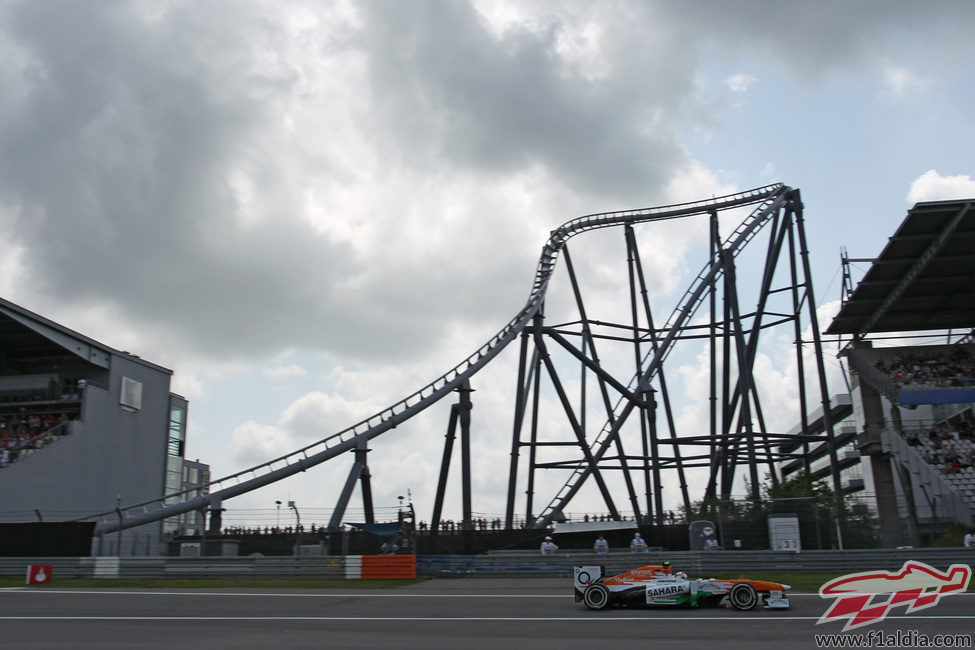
top-left (345, 555), bottom-right (362, 579)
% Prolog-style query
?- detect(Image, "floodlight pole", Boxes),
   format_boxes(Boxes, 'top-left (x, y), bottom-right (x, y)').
top-left (289, 501), bottom-right (301, 557)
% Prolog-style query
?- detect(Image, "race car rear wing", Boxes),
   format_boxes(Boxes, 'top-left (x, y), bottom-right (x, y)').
top-left (574, 565), bottom-right (604, 601)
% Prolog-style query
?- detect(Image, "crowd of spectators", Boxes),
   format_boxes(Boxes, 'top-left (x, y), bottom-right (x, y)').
top-left (217, 512), bottom-right (680, 537)
top-left (219, 518), bottom-right (518, 536)
top-left (906, 420), bottom-right (975, 474)
top-left (874, 347), bottom-right (975, 391)
top-left (0, 412), bottom-right (75, 469)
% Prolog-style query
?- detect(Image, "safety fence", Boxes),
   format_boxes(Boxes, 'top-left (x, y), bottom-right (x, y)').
top-left (0, 549), bottom-right (972, 581)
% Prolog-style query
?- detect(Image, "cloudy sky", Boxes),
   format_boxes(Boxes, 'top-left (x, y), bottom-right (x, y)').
top-left (1, 0), bottom-right (974, 527)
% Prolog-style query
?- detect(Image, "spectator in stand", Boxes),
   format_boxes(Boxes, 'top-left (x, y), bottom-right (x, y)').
top-left (540, 536), bottom-right (558, 555)
top-left (593, 534), bottom-right (609, 554)
top-left (630, 532), bottom-right (647, 553)
top-left (879, 347), bottom-right (975, 391)
top-left (965, 529), bottom-right (975, 549)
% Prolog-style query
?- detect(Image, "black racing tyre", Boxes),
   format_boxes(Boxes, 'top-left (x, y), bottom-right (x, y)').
top-left (728, 583), bottom-right (758, 611)
top-left (583, 583), bottom-right (612, 610)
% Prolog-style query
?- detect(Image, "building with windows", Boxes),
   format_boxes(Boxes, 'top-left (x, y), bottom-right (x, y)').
top-left (0, 297), bottom-right (207, 555)
top-left (172, 457), bottom-right (210, 537)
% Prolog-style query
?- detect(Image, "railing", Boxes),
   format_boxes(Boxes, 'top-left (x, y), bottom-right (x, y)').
top-left (881, 427), bottom-right (973, 527)
top-left (843, 350), bottom-right (900, 402)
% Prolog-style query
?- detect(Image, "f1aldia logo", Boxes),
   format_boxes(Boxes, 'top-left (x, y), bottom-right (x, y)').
top-left (817, 560), bottom-right (971, 631)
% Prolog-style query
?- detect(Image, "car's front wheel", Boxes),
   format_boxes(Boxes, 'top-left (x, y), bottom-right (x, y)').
top-left (583, 583), bottom-right (612, 610)
top-left (728, 583), bottom-right (758, 611)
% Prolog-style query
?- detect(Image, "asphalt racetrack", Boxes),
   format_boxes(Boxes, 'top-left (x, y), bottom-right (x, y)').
top-left (1, 578), bottom-right (973, 649)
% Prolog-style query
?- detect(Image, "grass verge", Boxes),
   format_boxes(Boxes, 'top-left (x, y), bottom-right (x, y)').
top-left (0, 577), bottom-right (427, 589)
top-left (1, 572), bottom-right (972, 592)
top-left (700, 572), bottom-right (844, 592)
top-left (699, 571), bottom-right (975, 592)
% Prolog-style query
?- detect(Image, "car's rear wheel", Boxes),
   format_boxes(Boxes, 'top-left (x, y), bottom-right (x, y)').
top-left (583, 583), bottom-right (611, 610)
top-left (728, 583), bottom-right (758, 611)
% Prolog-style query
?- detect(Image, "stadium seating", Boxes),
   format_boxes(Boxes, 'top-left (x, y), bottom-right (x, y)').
top-left (907, 425), bottom-right (975, 511)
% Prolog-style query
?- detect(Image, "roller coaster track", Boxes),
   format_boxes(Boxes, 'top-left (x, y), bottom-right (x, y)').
top-left (531, 186), bottom-right (793, 527)
top-left (87, 183), bottom-right (790, 535)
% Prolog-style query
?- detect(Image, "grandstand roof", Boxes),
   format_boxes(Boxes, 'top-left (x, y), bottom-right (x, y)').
top-left (826, 198), bottom-right (975, 337)
top-left (0, 297), bottom-right (171, 374)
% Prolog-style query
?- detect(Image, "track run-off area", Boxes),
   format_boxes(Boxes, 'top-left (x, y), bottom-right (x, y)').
top-left (2, 579), bottom-right (974, 649)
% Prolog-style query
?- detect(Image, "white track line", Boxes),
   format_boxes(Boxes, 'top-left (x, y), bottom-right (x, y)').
top-left (0, 589), bottom-right (568, 597)
top-left (0, 615), bottom-right (972, 622)
top-left (1, 589), bottom-right (971, 598)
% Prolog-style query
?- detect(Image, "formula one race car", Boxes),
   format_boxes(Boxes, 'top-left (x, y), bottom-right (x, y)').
top-left (574, 564), bottom-right (790, 611)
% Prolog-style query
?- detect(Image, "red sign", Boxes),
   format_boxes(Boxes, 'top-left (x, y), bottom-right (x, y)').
top-left (26, 564), bottom-right (52, 585)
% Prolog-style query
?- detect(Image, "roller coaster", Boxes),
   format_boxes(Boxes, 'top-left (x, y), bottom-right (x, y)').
top-left (85, 183), bottom-right (840, 535)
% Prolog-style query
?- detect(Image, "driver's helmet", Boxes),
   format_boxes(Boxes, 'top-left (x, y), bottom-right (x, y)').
top-left (675, 571), bottom-right (688, 580)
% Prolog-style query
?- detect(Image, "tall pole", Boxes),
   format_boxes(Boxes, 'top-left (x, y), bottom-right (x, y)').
top-left (289, 501), bottom-right (301, 557)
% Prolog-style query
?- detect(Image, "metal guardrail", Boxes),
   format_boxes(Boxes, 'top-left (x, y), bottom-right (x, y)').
top-left (3, 548), bottom-right (973, 581)
top-left (422, 548), bottom-right (975, 578)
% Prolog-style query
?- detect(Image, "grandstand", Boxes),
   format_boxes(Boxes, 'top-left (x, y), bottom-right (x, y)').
top-left (826, 197), bottom-right (975, 545)
top-left (0, 298), bottom-right (207, 555)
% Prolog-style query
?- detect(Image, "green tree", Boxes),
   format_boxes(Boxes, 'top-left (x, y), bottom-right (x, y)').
top-left (678, 472), bottom-right (879, 550)
top-left (763, 471), bottom-right (878, 549)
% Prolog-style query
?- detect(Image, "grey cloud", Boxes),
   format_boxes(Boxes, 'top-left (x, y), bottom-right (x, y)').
top-left (0, 0), bottom-right (549, 363)
top-left (3, 0), bottom-right (970, 368)
top-left (353, 0), bottom-right (975, 210)
top-left (356, 0), bottom-right (692, 205)
top-left (655, 1), bottom-right (975, 79)
top-left (0, 2), bottom-right (380, 358)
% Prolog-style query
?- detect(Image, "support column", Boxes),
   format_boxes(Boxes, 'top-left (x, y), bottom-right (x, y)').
top-left (458, 382), bottom-right (474, 532)
top-left (356, 445), bottom-right (374, 524)
top-left (852, 342), bottom-right (902, 547)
